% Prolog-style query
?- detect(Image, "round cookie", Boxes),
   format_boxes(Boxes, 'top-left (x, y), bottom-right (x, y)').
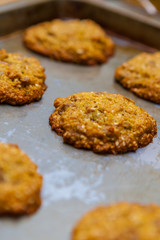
top-left (0, 142), bottom-right (42, 215)
top-left (24, 19), bottom-right (114, 65)
top-left (72, 202), bottom-right (160, 240)
top-left (0, 49), bottom-right (46, 105)
top-left (115, 52), bottom-right (160, 103)
top-left (49, 92), bottom-right (157, 154)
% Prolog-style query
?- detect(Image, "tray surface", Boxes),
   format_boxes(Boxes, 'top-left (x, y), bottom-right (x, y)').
top-left (0, 1), bottom-right (160, 240)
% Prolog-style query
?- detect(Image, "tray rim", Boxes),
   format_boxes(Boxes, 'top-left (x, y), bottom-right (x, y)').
top-left (0, 0), bottom-right (160, 49)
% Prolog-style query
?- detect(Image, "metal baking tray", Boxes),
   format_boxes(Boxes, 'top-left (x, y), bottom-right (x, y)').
top-left (0, 1), bottom-right (160, 240)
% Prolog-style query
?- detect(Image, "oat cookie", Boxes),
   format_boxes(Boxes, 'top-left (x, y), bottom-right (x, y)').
top-left (0, 49), bottom-right (46, 105)
top-left (72, 202), bottom-right (160, 240)
top-left (49, 92), bottom-right (156, 154)
top-left (115, 52), bottom-right (160, 103)
top-left (0, 142), bottom-right (42, 215)
top-left (24, 19), bottom-right (114, 65)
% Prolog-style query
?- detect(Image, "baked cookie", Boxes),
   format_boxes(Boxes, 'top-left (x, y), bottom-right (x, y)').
top-left (49, 92), bottom-right (156, 154)
top-left (0, 49), bottom-right (46, 105)
top-left (72, 202), bottom-right (160, 240)
top-left (115, 52), bottom-right (160, 103)
top-left (23, 19), bottom-right (114, 65)
top-left (0, 142), bottom-right (42, 215)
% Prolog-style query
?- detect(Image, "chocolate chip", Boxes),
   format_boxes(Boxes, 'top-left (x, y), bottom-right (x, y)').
top-left (58, 103), bottom-right (75, 115)
top-left (0, 168), bottom-right (4, 182)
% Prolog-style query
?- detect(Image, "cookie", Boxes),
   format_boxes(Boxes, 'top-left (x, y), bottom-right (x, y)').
top-left (49, 92), bottom-right (156, 154)
top-left (72, 202), bottom-right (160, 240)
top-left (115, 52), bottom-right (160, 103)
top-left (0, 49), bottom-right (46, 105)
top-left (0, 142), bottom-right (42, 215)
top-left (23, 19), bottom-right (114, 65)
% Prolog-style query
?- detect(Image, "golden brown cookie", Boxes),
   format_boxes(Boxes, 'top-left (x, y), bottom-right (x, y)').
top-left (0, 49), bottom-right (46, 105)
top-left (23, 19), bottom-right (114, 65)
top-left (72, 202), bottom-right (160, 240)
top-left (0, 142), bottom-right (42, 215)
top-left (49, 92), bottom-right (156, 154)
top-left (115, 52), bottom-right (160, 103)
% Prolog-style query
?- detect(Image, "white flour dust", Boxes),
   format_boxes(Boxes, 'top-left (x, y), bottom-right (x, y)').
top-left (0, 137), bottom-right (7, 142)
top-left (7, 128), bottom-right (16, 137)
top-left (42, 168), bottom-right (105, 206)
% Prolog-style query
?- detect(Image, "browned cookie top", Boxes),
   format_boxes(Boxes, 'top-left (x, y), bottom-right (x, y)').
top-left (49, 92), bottom-right (156, 154)
top-left (115, 52), bottom-right (160, 103)
top-left (0, 49), bottom-right (46, 105)
top-left (72, 202), bottom-right (160, 240)
top-left (24, 19), bottom-right (114, 65)
top-left (0, 142), bottom-right (42, 215)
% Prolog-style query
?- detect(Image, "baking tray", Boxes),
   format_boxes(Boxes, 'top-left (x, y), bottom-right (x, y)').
top-left (0, 1), bottom-right (160, 240)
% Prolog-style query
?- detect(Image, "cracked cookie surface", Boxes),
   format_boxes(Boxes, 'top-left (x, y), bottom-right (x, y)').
top-left (115, 52), bottom-right (160, 103)
top-left (72, 202), bottom-right (160, 240)
top-left (24, 19), bottom-right (114, 65)
top-left (0, 49), bottom-right (46, 105)
top-left (0, 142), bottom-right (42, 215)
top-left (49, 92), bottom-right (156, 154)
